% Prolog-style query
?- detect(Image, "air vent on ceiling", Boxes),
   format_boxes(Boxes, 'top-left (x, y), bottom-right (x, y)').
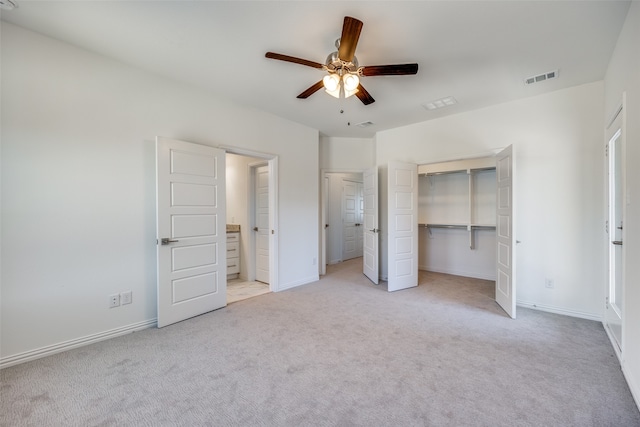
top-left (525, 69), bottom-right (558, 85)
top-left (422, 96), bottom-right (457, 111)
top-left (356, 121), bottom-right (374, 128)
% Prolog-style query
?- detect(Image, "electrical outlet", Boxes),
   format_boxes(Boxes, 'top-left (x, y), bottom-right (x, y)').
top-left (121, 291), bottom-right (132, 305)
top-left (545, 278), bottom-right (554, 289)
top-left (109, 294), bottom-right (120, 308)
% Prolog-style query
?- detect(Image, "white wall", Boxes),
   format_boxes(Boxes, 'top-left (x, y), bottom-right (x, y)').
top-left (320, 136), bottom-right (374, 171)
top-left (376, 82), bottom-right (606, 320)
top-left (1, 23), bottom-right (319, 364)
top-left (604, 1), bottom-right (640, 409)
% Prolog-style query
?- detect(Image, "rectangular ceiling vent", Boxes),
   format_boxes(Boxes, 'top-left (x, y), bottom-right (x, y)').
top-left (525, 69), bottom-right (558, 85)
top-left (422, 96), bottom-right (457, 111)
top-left (356, 121), bottom-right (374, 128)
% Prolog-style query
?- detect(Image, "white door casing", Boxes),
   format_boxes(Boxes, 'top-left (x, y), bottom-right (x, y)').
top-left (156, 137), bottom-right (226, 328)
top-left (387, 161), bottom-right (418, 292)
top-left (363, 167), bottom-right (379, 284)
top-left (606, 104), bottom-right (624, 352)
top-left (255, 165), bottom-right (270, 284)
top-left (495, 145), bottom-right (516, 318)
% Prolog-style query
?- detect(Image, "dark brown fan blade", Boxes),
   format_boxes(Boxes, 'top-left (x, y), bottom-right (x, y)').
top-left (297, 80), bottom-right (325, 99)
top-left (265, 52), bottom-right (324, 69)
top-left (337, 16), bottom-right (363, 63)
top-left (355, 84), bottom-right (375, 105)
top-left (361, 63), bottom-right (419, 76)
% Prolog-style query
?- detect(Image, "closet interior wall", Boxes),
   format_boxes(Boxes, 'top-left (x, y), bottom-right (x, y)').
top-left (418, 157), bottom-right (497, 281)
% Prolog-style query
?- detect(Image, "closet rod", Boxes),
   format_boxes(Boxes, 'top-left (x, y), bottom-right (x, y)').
top-left (424, 224), bottom-right (467, 229)
top-left (423, 166), bottom-right (496, 177)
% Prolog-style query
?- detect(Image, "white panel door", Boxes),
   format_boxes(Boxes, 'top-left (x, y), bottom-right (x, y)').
top-left (255, 165), bottom-right (270, 284)
top-left (496, 145), bottom-right (516, 318)
top-left (156, 137), bottom-right (226, 328)
top-left (363, 167), bottom-right (379, 284)
top-left (606, 106), bottom-right (624, 351)
top-left (387, 161), bottom-right (418, 292)
top-left (342, 179), bottom-right (359, 261)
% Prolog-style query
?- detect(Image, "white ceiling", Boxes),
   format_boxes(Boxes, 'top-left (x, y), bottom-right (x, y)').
top-left (1, 1), bottom-right (631, 137)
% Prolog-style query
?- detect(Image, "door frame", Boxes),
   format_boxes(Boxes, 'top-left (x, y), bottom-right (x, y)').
top-left (223, 146), bottom-right (279, 292)
top-left (604, 96), bottom-right (626, 358)
top-left (320, 169), bottom-right (365, 275)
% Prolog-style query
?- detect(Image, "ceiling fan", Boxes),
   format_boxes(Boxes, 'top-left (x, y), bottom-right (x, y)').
top-left (265, 16), bottom-right (418, 105)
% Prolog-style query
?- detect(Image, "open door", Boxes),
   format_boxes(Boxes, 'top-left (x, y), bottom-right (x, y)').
top-left (156, 137), bottom-right (226, 328)
top-left (363, 167), bottom-right (379, 284)
top-left (387, 161), bottom-right (418, 292)
top-left (496, 145), bottom-right (516, 318)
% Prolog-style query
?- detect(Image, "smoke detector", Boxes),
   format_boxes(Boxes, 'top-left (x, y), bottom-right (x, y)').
top-left (525, 70), bottom-right (558, 85)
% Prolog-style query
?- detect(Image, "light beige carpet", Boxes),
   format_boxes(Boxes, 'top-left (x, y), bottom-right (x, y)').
top-left (2, 258), bottom-right (639, 426)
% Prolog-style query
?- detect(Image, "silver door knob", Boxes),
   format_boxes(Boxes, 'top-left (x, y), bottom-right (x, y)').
top-left (160, 238), bottom-right (179, 245)
top-left (612, 240), bottom-right (623, 246)
top-left (253, 227), bottom-right (259, 231)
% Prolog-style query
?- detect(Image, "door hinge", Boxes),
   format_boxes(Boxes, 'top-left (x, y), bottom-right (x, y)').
top-left (605, 220), bottom-right (609, 234)
top-left (605, 144), bottom-right (609, 157)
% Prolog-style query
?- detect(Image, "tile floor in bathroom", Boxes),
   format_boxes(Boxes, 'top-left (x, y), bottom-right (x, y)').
top-left (227, 279), bottom-right (270, 304)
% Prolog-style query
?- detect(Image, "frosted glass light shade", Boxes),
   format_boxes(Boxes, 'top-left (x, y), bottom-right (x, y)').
top-left (343, 74), bottom-right (360, 91)
top-left (323, 74), bottom-right (340, 91)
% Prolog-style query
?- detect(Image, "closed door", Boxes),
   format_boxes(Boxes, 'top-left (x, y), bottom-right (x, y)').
top-left (342, 179), bottom-right (362, 261)
top-left (156, 137), bottom-right (226, 328)
top-left (606, 107), bottom-right (624, 351)
top-left (255, 165), bottom-right (270, 284)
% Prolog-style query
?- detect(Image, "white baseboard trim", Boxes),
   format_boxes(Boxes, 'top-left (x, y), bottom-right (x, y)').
top-left (277, 274), bottom-right (319, 292)
top-left (602, 321), bottom-right (622, 362)
top-left (622, 362), bottom-right (640, 412)
top-left (419, 266), bottom-right (496, 281)
top-left (516, 300), bottom-right (602, 322)
top-left (0, 319), bottom-right (157, 369)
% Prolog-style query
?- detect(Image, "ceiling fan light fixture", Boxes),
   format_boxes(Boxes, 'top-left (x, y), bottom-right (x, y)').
top-left (343, 73), bottom-right (360, 91)
top-left (323, 74), bottom-right (340, 92)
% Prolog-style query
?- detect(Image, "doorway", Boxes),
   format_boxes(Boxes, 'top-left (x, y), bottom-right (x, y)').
top-left (322, 171), bottom-right (364, 271)
top-left (225, 151), bottom-right (277, 303)
top-left (605, 103), bottom-right (625, 353)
